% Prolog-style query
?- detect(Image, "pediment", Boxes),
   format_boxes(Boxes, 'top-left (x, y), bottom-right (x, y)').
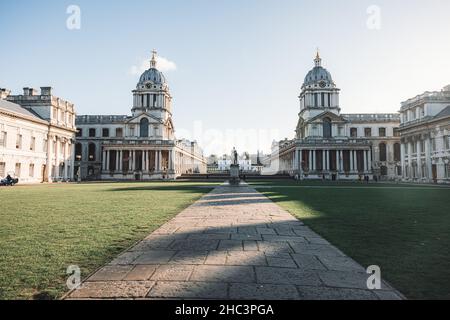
top-left (308, 111), bottom-right (347, 123)
top-left (126, 112), bottom-right (164, 124)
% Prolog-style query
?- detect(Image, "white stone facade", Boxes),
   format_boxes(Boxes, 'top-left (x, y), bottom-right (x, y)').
top-left (0, 87), bottom-right (77, 183)
top-left (398, 85), bottom-right (450, 184)
top-left (75, 52), bottom-right (207, 181)
top-left (272, 53), bottom-right (401, 181)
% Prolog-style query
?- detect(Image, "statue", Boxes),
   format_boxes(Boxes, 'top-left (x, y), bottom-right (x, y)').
top-left (232, 147), bottom-right (238, 165)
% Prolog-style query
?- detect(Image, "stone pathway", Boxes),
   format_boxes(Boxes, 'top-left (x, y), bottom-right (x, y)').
top-left (66, 184), bottom-right (403, 300)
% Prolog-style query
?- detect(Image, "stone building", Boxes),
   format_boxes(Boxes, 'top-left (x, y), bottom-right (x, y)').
top-left (75, 51), bottom-right (207, 181)
top-left (0, 87), bottom-right (77, 183)
top-left (398, 85), bottom-right (450, 184)
top-left (272, 52), bottom-right (401, 180)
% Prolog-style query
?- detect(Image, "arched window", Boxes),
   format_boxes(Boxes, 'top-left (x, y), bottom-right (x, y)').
top-left (379, 143), bottom-right (387, 162)
top-left (323, 117), bottom-right (332, 138)
top-left (140, 118), bottom-right (149, 137)
top-left (88, 143), bottom-right (96, 161)
top-left (75, 143), bottom-right (82, 161)
top-left (394, 143), bottom-right (401, 162)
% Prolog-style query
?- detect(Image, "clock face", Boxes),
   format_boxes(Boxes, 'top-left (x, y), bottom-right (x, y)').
top-left (319, 81), bottom-right (326, 88)
top-left (146, 83), bottom-right (152, 89)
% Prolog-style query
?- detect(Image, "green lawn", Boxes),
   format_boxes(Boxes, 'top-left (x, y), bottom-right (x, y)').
top-left (0, 182), bottom-right (215, 300)
top-left (250, 180), bottom-right (450, 300)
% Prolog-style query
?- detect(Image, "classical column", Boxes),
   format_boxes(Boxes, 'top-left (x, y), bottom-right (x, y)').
top-left (169, 150), bottom-right (175, 171)
top-left (118, 150), bottom-right (122, 171)
top-left (298, 149), bottom-right (303, 175)
top-left (129, 151), bottom-right (133, 171)
top-left (363, 150), bottom-right (368, 172)
top-left (350, 150), bottom-right (355, 172)
top-left (336, 150), bottom-right (340, 172)
top-left (106, 150), bottom-right (110, 172)
top-left (63, 141), bottom-right (68, 180)
top-left (368, 150), bottom-right (372, 173)
top-left (400, 143), bottom-right (406, 179)
top-left (308, 150), bottom-right (312, 171)
top-left (102, 150), bottom-right (107, 171)
top-left (417, 139), bottom-right (422, 179)
top-left (116, 150), bottom-right (120, 171)
top-left (425, 137), bottom-right (432, 180)
top-left (70, 142), bottom-right (75, 180)
top-left (408, 141), bottom-right (413, 179)
top-left (312, 150), bottom-right (316, 171)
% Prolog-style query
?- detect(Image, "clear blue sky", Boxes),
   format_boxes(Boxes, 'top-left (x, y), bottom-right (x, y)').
top-left (1, 0), bottom-right (450, 155)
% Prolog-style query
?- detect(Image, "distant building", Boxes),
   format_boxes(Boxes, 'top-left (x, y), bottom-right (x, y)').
top-left (273, 52), bottom-right (401, 180)
top-left (398, 85), bottom-right (450, 184)
top-left (0, 87), bottom-right (77, 183)
top-left (74, 51), bottom-right (207, 181)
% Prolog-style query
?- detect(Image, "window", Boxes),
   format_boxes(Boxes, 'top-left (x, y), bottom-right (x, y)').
top-left (76, 129), bottom-right (82, 137)
top-left (379, 143), bottom-right (387, 162)
top-left (314, 94), bottom-right (318, 107)
top-left (116, 128), bottom-right (123, 137)
top-left (394, 143), bottom-right (401, 162)
top-left (432, 138), bottom-right (436, 151)
top-left (102, 128), bottom-right (110, 138)
top-left (338, 126), bottom-right (344, 136)
top-left (323, 117), bottom-right (332, 138)
top-left (29, 164), bottom-right (34, 177)
top-left (16, 134), bottom-right (22, 149)
top-left (30, 137), bottom-right (35, 151)
top-left (88, 143), bottom-right (96, 161)
top-left (379, 128), bottom-right (386, 137)
top-left (412, 142), bottom-right (417, 154)
top-left (89, 128), bottom-right (96, 137)
top-left (140, 118), bottom-right (149, 137)
top-left (0, 162), bottom-right (5, 177)
top-left (321, 93), bottom-right (325, 107)
top-left (15, 163), bottom-right (21, 177)
top-left (364, 128), bottom-right (372, 137)
top-left (43, 139), bottom-right (48, 153)
top-left (350, 128), bottom-right (358, 137)
top-left (445, 136), bottom-right (449, 150)
top-left (0, 131), bottom-right (6, 148)
top-left (328, 94), bottom-right (331, 107)
top-left (393, 128), bottom-right (400, 137)
top-left (75, 143), bottom-right (82, 161)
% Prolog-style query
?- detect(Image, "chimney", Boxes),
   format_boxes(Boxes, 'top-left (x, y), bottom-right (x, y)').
top-left (23, 87), bottom-right (30, 95)
top-left (0, 88), bottom-right (11, 100)
top-left (29, 88), bottom-right (38, 96)
top-left (40, 86), bottom-right (52, 96)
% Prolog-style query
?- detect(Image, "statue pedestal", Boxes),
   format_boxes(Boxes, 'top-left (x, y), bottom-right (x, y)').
top-left (229, 164), bottom-right (240, 186)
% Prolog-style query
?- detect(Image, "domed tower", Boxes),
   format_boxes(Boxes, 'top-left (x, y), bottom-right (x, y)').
top-left (298, 51), bottom-right (341, 121)
top-left (131, 50), bottom-right (173, 118)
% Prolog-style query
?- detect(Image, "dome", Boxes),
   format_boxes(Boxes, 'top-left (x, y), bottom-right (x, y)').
top-left (303, 66), bottom-right (333, 86)
top-left (138, 68), bottom-right (166, 85)
top-left (302, 51), bottom-right (334, 87)
top-left (137, 50), bottom-right (167, 86)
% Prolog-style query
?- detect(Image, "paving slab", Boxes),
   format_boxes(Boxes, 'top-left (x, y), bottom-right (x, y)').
top-left (66, 184), bottom-right (403, 300)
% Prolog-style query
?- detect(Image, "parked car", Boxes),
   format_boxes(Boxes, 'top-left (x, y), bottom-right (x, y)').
top-left (0, 172), bottom-right (19, 186)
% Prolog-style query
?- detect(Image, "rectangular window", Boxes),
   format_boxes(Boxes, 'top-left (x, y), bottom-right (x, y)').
top-left (15, 163), bottom-right (21, 177)
top-left (89, 128), bottom-right (96, 137)
top-left (130, 127), bottom-right (135, 136)
top-left (0, 162), bottom-right (5, 177)
top-left (328, 94), bottom-right (331, 107)
top-left (0, 131), bottom-right (6, 148)
top-left (321, 93), bottom-right (325, 107)
top-left (76, 129), bottom-right (82, 137)
top-left (393, 128), bottom-right (400, 137)
top-left (314, 94), bottom-right (318, 107)
top-left (29, 164), bottom-right (34, 177)
top-left (379, 128), bottom-right (386, 137)
top-left (350, 128), bottom-right (358, 137)
top-left (364, 128), bottom-right (372, 137)
top-left (432, 138), bottom-right (436, 151)
top-left (445, 136), bottom-right (449, 150)
top-left (16, 134), bottom-right (22, 149)
top-left (30, 136), bottom-right (36, 151)
top-left (116, 128), bottom-right (123, 137)
top-left (43, 139), bottom-right (48, 153)
top-left (102, 128), bottom-right (110, 137)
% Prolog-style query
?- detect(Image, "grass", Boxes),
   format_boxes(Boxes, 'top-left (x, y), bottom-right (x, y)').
top-left (0, 181), bottom-right (216, 300)
top-left (249, 180), bottom-right (450, 300)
